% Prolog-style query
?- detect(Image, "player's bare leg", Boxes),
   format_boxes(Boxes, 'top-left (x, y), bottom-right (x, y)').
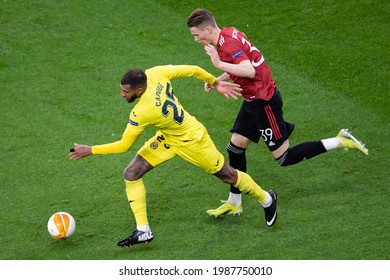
top-left (118, 154), bottom-right (155, 247)
top-left (213, 163), bottom-right (277, 226)
top-left (207, 133), bottom-right (250, 217)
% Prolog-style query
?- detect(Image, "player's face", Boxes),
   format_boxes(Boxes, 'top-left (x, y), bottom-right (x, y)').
top-left (189, 26), bottom-right (212, 45)
top-left (120, 84), bottom-right (138, 103)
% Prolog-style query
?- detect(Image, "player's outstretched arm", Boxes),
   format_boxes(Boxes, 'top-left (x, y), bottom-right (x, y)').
top-left (69, 144), bottom-right (92, 160)
top-left (204, 73), bottom-right (230, 93)
top-left (213, 80), bottom-right (242, 99)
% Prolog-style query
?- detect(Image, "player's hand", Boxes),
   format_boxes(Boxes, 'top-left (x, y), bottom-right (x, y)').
top-left (204, 82), bottom-right (214, 93)
top-left (68, 143), bottom-right (92, 160)
top-left (204, 44), bottom-right (221, 68)
top-left (214, 80), bottom-right (242, 99)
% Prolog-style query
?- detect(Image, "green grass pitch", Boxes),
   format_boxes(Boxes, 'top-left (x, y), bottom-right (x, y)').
top-left (1, 0), bottom-right (389, 260)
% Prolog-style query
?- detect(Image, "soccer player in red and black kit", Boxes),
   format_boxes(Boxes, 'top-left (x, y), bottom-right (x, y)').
top-left (187, 8), bottom-right (368, 217)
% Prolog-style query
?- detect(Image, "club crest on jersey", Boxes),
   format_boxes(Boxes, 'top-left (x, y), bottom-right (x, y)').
top-left (150, 142), bottom-right (158, 149)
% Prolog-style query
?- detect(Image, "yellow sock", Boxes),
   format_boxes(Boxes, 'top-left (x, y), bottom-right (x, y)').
top-left (125, 179), bottom-right (148, 227)
top-left (233, 170), bottom-right (267, 203)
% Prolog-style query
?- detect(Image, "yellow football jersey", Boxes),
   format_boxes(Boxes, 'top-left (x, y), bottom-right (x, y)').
top-left (92, 65), bottom-right (217, 154)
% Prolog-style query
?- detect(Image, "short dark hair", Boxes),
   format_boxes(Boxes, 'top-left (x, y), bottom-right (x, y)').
top-left (121, 69), bottom-right (147, 88)
top-left (187, 8), bottom-right (216, 29)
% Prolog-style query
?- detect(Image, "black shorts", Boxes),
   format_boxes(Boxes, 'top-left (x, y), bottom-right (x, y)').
top-left (230, 88), bottom-right (295, 151)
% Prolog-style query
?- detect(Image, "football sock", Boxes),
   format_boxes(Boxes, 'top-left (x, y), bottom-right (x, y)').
top-left (321, 137), bottom-right (344, 150)
top-left (137, 225), bottom-right (151, 232)
top-left (227, 141), bottom-right (246, 194)
top-left (261, 192), bottom-right (273, 208)
top-left (276, 141), bottom-right (327, 166)
top-left (233, 170), bottom-right (267, 204)
top-left (125, 179), bottom-right (148, 228)
top-left (227, 192), bottom-right (242, 206)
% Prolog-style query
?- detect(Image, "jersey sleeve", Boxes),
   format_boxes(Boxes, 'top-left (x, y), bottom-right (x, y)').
top-left (165, 65), bottom-right (217, 85)
top-left (219, 38), bottom-right (249, 64)
top-left (91, 122), bottom-right (143, 154)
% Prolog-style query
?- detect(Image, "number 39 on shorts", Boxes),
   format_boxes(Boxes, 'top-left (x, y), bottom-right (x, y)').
top-left (259, 128), bottom-right (273, 141)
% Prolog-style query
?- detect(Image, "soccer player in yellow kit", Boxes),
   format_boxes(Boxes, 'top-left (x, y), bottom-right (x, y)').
top-left (69, 65), bottom-right (278, 247)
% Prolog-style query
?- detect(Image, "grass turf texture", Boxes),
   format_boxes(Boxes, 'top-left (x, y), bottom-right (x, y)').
top-left (1, 0), bottom-right (389, 260)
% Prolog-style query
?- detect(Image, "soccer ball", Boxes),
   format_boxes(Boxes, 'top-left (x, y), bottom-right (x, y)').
top-left (47, 212), bottom-right (76, 240)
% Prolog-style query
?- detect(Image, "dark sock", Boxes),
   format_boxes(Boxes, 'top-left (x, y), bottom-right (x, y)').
top-left (276, 141), bottom-right (327, 166)
top-left (227, 142), bottom-right (246, 194)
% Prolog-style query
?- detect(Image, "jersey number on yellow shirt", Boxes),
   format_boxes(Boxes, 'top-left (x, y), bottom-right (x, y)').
top-left (162, 83), bottom-right (184, 125)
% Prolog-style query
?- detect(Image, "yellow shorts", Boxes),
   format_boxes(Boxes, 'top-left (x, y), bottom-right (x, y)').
top-left (138, 131), bottom-right (225, 174)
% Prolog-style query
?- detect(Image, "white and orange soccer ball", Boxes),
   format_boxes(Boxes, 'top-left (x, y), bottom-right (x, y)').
top-left (47, 212), bottom-right (76, 240)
